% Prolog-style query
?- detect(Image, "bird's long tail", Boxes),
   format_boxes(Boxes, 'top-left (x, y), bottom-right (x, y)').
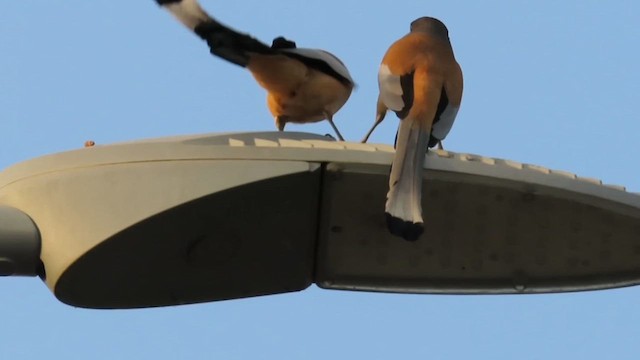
top-left (385, 117), bottom-right (429, 241)
top-left (155, 0), bottom-right (271, 67)
top-left (155, 0), bottom-right (210, 29)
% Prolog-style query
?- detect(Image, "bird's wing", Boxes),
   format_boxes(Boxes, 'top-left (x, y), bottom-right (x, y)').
top-left (430, 62), bottom-right (463, 144)
top-left (361, 47), bottom-right (415, 143)
top-left (280, 48), bottom-right (354, 86)
top-left (378, 64), bottom-right (414, 120)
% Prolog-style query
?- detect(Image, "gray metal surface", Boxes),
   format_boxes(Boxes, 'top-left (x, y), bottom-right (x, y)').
top-left (1, 131), bottom-right (639, 307)
top-left (55, 169), bottom-right (320, 308)
top-left (316, 161), bottom-right (640, 294)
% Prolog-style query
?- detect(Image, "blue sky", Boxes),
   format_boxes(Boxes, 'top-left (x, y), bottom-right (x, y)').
top-left (2, 0), bottom-right (640, 358)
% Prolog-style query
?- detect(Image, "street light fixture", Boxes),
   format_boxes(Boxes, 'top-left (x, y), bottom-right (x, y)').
top-left (1, 132), bottom-right (639, 308)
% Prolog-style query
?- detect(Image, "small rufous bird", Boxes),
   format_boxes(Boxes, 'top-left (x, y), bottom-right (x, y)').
top-left (155, 0), bottom-right (354, 140)
top-left (371, 17), bottom-right (463, 241)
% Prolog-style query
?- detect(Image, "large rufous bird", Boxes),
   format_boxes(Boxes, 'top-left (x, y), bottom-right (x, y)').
top-left (155, 0), bottom-right (354, 140)
top-left (368, 17), bottom-right (463, 241)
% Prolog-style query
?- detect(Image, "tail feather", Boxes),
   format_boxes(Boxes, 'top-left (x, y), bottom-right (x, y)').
top-left (385, 117), bottom-right (429, 241)
top-left (156, 0), bottom-right (271, 67)
top-left (156, 0), bottom-right (211, 30)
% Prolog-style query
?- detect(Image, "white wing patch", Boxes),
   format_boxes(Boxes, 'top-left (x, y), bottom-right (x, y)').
top-left (282, 48), bottom-right (354, 84)
top-left (378, 64), bottom-right (405, 112)
top-left (431, 104), bottom-right (459, 141)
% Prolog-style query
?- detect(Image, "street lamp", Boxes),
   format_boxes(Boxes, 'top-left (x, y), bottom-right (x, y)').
top-left (1, 131), bottom-right (639, 308)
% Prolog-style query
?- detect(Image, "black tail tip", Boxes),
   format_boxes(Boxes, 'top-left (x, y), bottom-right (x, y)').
top-left (156, 0), bottom-right (182, 5)
top-left (385, 213), bottom-right (424, 241)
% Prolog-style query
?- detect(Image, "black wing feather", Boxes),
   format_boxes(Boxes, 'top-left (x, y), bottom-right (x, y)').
top-left (428, 87), bottom-right (449, 147)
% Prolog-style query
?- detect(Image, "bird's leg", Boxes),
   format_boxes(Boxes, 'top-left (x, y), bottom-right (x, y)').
top-left (437, 141), bottom-right (444, 150)
top-left (275, 116), bottom-right (287, 131)
top-left (362, 96), bottom-right (389, 143)
top-left (361, 112), bottom-right (385, 143)
top-left (324, 112), bottom-right (345, 141)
